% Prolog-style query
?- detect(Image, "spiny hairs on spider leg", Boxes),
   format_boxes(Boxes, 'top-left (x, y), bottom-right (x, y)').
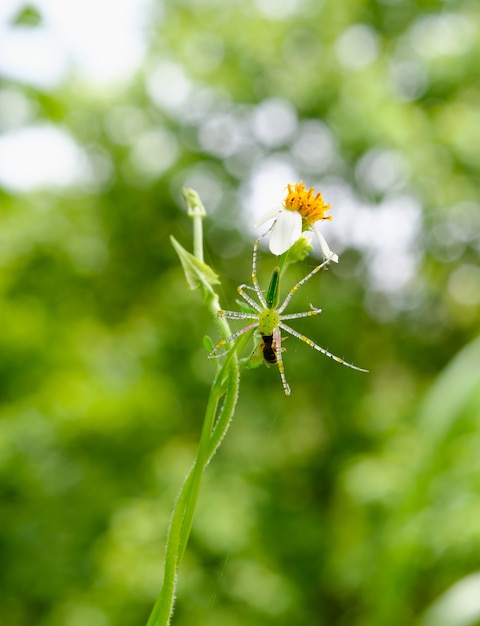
top-left (208, 234), bottom-right (368, 395)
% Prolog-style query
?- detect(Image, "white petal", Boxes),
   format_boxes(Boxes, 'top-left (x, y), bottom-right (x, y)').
top-left (313, 225), bottom-right (339, 263)
top-left (269, 210), bottom-right (302, 255)
top-left (255, 206), bottom-right (282, 228)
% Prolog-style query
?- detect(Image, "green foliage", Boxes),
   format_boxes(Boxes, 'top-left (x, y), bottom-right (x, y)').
top-left (1, 0), bottom-right (480, 625)
top-left (10, 4), bottom-right (42, 28)
top-left (170, 236), bottom-right (220, 292)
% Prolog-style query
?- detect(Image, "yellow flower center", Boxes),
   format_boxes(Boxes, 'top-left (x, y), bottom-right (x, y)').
top-left (284, 181), bottom-right (332, 226)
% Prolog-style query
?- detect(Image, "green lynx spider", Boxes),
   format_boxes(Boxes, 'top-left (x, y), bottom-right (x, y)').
top-left (209, 236), bottom-right (367, 395)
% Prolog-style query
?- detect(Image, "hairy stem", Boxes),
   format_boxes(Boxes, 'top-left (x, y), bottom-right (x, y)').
top-left (146, 191), bottom-right (244, 626)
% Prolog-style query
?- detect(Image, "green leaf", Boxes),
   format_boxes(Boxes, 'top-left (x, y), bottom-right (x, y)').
top-left (11, 5), bottom-right (42, 27)
top-left (245, 339), bottom-right (263, 369)
top-left (202, 335), bottom-right (215, 353)
top-left (170, 236), bottom-right (220, 291)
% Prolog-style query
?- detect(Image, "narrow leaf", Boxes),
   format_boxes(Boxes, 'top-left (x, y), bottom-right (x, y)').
top-left (170, 236), bottom-right (220, 291)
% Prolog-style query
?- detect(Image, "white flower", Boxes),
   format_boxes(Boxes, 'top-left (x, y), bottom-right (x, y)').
top-left (256, 204), bottom-right (302, 255)
top-left (313, 224), bottom-right (338, 263)
top-left (256, 181), bottom-right (339, 261)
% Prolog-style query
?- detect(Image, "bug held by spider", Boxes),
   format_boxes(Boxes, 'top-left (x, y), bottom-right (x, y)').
top-left (259, 333), bottom-right (277, 365)
top-left (208, 235), bottom-right (368, 396)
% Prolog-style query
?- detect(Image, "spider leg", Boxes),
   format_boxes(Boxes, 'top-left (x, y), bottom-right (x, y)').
top-left (277, 258), bottom-right (331, 314)
top-left (274, 326), bottom-right (291, 396)
top-left (236, 229), bottom-right (272, 311)
top-left (208, 322), bottom-right (259, 358)
top-left (279, 322), bottom-right (368, 372)
top-left (280, 305), bottom-right (322, 321)
top-left (251, 232), bottom-right (270, 308)
top-left (237, 284), bottom-right (263, 313)
top-left (241, 284), bottom-right (265, 296)
top-left (218, 310), bottom-right (259, 321)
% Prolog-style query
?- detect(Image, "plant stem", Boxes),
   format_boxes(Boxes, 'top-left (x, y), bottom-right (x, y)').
top-left (146, 190), bottom-right (246, 626)
top-left (183, 188), bottom-right (206, 263)
top-left (146, 342), bottom-right (242, 626)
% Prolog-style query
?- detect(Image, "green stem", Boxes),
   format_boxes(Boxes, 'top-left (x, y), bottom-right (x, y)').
top-left (193, 217), bottom-right (204, 263)
top-left (177, 331), bottom-right (249, 563)
top-left (146, 347), bottom-right (241, 626)
top-left (146, 191), bottom-right (246, 626)
top-left (183, 188), bottom-right (206, 263)
top-left (176, 370), bottom-right (224, 562)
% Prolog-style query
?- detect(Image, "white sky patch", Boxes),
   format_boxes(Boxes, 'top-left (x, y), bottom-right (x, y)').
top-left (390, 59), bottom-right (428, 102)
top-left (198, 111), bottom-right (249, 159)
top-left (316, 182), bottom-right (423, 294)
top-left (354, 195), bottom-right (422, 292)
top-left (0, 0), bottom-right (151, 87)
top-left (291, 120), bottom-right (336, 175)
top-left (0, 18), bottom-right (66, 87)
top-left (421, 572), bottom-right (480, 626)
top-left (411, 13), bottom-right (476, 60)
top-left (254, 0), bottom-right (306, 20)
top-left (355, 148), bottom-right (409, 194)
top-left (0, 124), bottom-right (91, 192)
top-left (347, 196), bottom-right (421, 256)
top-left (0, 0), bottom-right (151, 192)
top-left (146, 60), bottom-right (193, 117)
top-left (129, 128), bottom-right (179, 179)
top-left (335, 24), bottom-right (380, 70)
top-left (251, 98), bottom-right (298, 148)
top-left (241, 156), bottom-right (298, 232)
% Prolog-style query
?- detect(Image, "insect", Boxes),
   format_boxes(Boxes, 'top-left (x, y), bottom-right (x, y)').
top-left (209, 236), bottom-right (368, 395)
top-left (258, 333), bottom-right (277, 365)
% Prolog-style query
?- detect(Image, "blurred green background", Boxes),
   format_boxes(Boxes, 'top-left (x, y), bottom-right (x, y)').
top-left (1, 0), bottom-right (480, 625)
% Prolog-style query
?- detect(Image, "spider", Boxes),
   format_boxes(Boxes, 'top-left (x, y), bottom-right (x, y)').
top-left (209, 235), bottom-right (368, 395)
